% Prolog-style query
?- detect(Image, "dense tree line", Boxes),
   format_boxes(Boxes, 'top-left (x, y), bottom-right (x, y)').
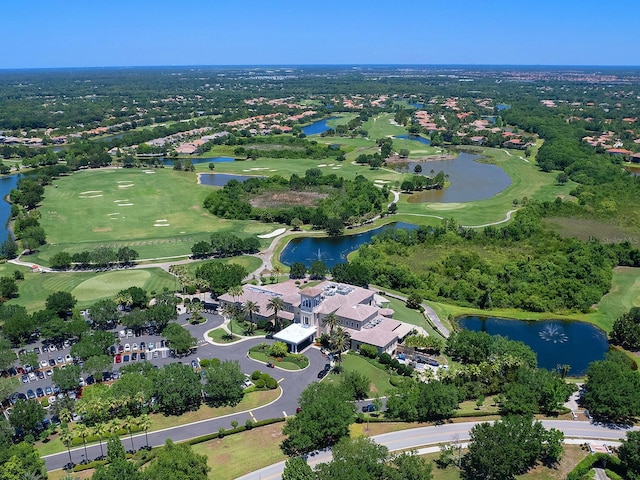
top-left (191, 232), bottom-right (260, 259)
top-left (50, 246), bottom-right (139, 270)
top-left (203, 169), bottom-right (388, 231)
top-left (345, 209), bottom-right (640, 312)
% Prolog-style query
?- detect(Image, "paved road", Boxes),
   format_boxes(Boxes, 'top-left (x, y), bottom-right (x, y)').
top-left (42, 332), bottom-right (327, 471)
top-left (237, 420), bottom-right (640, 480)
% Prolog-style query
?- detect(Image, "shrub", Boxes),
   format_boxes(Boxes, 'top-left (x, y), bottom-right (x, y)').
top-left (266, 377), bottom-right (278, 389)
top-left (359, 344), bottom-right (378, 359)
top-left (73, 460), bottom-right (108, 472)
top-left (251, 370), bottom-right (262, 380)
top-left (218, 427), bottom-right (225, 438)
top-left (186, 285), bottom-right (197, 295)
top-left (254, 378), bottom-right (265, 388)
top-left (256, 319), bottom-right (268, 330)
top-left (389, 358), bottom-right (400, 370)
top-left (379, 352), bottom-right (392, 365)
top-left (199, 359), bottom-right (211, 368)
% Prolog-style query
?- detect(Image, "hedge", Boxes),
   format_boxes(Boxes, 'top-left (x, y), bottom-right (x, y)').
top-left (72, 459), bottom-right (109, 472)
top-left (566, 452), bottom-right (624, 480)
top-left (187, 417), bottom-right (285, 446)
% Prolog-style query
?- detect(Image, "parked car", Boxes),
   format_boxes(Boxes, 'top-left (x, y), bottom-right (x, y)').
top-left (109, 346), bottom-right (116, 356)
top-left (361, 404), bottom-right (376, 413)
top-left (148, 342), bottom-right (154, 351)
top-left (140, 342), bottom-right (146, 350)
top-left (57, 356), bottom-right (63, 364)
top-left (39, 361), bottom-right (48, 369)
top-left (27, 389), bottom-right (36, 399)
top-left (132, 343), bottom-right (138, 351)
top-left (49, 359), bottom-right (56, 367)
top-left (123, 355), bottom-right (130, 362)
top-left (132, 352), bottom-right (138, 361)
top-left (140, 352), bottom-right (146, 360)
top-left (28, 372), bottom-right (37, 381)
top-left (37, 371), bottom-right (45, 379)
top-left (115, 355), bottom-right (122, 363)
top-left (21, 374), bottom-right (29, 383)
top-left (46, 369), bottom-right (53, 376)
top-left (36, 387), bottom-right (44, 398)
top-left (65, 354), bottom-right (73, 363)
top-left (34, 347), bottom-right (41, 355)
top-left (124, 344), bottom-right (131, 352)
top-left (45, 386), bottom-right (52, 395)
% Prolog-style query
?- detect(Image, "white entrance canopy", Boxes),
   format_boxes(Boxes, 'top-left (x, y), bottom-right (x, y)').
top-left (273, 323), bottom-right (316, 353)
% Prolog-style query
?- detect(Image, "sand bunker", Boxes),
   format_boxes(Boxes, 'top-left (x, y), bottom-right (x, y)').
top-left (317, 164), bottom-right (327, 167)
top-left (332, 167), bottom-right (341, 170)
top-left (114, 200), bottom-right (129, 203)
top-left (118, 184), bottom-right (134, 189)
top-left (257, 227), bottom-right (286, 239)
top-left (374, 180), bottom-right (390, 184)
top-left (107, 213), bottom-right (120, 216)
top-left (154, 224), bottom-right (170, 227)
top-left (80, 194), bottom-right (103, 198)
top-left (119, 203), bottom-right (134, 206)
top-left (155, 219), bottom-right (168, 223)
top-left (80, 190), bottom-right (102, 195)
top-left (143, 170), bottom-right (155, 174)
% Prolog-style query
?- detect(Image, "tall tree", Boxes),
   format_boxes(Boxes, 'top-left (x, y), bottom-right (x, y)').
top-left (267, 296), bottom-right (286, 332)
top-left (202, 360), bottom-right (246, 407)
top-left (281, 382), bottom-right (355, 456)
top-left (143, 439), bottom-right (210, 480)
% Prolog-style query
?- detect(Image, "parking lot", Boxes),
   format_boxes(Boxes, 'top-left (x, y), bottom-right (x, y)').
top-left (5, 311), bottom-right (225, 409)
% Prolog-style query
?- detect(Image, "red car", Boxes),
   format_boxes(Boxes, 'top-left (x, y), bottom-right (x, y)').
top-left (115, 354), bottom-right (122, 363)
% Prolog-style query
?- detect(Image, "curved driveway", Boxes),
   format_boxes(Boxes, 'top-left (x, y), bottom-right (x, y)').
top-left (43, 332), bottom-right (327, 471)
top-left (237, 420), bottom-right (640, 480)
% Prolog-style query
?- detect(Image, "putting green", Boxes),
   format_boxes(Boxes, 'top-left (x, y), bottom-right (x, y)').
top-left (71, 270), bottom-right (151, 301)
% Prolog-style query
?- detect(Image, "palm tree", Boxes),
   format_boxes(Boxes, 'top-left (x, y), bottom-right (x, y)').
top-left (93, 422), bottom-right (108, 459)
top-left (221, 303), bottom-right (238, 338)
top-left (107, 418), bottom-right (122, 439)
top-left (322, 312), bottom-right (340, 335)
top-left (124, 415), bottom-right (136, 452)
top-left (59, 407), bottom-right (73, 425)
top-left (242, 300), bottom-right (259, 327)
top-left (139, 414), bottom-right (151, 450)
top-left (60, 427), bottom-right (74, 467)
top-left (227, 285), bottom-right (244, 335)
top-left (273, 265), bottom-right (282, 283)
top-left (331, 326), bottom-right (351, 372)
top-left (267, 297), bottom-right (285, 332)
top-left (74, 423), bottom-right (90, 463)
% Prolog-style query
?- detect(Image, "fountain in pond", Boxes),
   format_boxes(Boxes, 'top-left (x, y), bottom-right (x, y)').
top-left (538, 324), bottom-right (568, 344)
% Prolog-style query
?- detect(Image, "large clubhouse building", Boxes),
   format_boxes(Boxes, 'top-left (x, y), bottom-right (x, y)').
top-left (218, 280), bottom-right (415, 354)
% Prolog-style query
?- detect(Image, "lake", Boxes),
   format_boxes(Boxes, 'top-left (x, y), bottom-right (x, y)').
top-left (159, 156), bottom-right (235, 166)
top-left (302, 117), bottom-right (340, 136)
top-left (394, 134), bottom-right (431, 145)
top-left (199, 173), bottom-right (264, 187)
top-left (405, 152), bottom-right (511, 203)
top-left (458, 316), bottom-right (609, 375)
top-left (280, 222), bottom-right (419, 268)
top-left (496, 104), bottom-right (511, 111)
top-left (0, 174), bottom-right (21, 241)
top-left (408, 102), bottom-right (424, 108)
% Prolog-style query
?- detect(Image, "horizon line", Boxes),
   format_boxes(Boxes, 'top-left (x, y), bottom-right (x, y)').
top-left (1, 63), bottom-right (640, 72)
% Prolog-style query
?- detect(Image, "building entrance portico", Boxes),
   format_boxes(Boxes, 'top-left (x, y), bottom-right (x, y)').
top-left (273, 323), bottom-right (316, 353)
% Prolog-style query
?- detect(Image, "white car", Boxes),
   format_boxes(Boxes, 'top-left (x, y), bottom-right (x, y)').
top-left (124, 344), bottom-right (131, 352)
top-left (132, 343), bottom-right (138, 351)
top-left (119, 330), bottom-right (126, 338)
top-left (28, 372), bottom-right (36, 381)
top-left (40, 360), bottom-right (49, 368)
top-left (65, 354), bottom-right (73, 363)
top-left (48, 395), bottom-right (56, 404)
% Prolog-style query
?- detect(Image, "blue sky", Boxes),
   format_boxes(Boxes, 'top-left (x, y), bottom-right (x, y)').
top-left (2, 0), bottom-right (639, 68)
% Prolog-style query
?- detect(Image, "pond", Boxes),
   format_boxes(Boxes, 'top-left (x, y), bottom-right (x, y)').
top-left (280, 222), bottom-right (419, 268)
top-left (408, 102), bottom-right (424, 108)
top-left (404, 152), bottom-right (511, 203)
top-left (496, 104), bottom-right (511, 111)
top-left (458, 316), bottom-right (609, 375)
top-left (199, 173), bottom-right (264, 187)
top-left (159, 156), bottom-right (235, 166)
top-left (394, 134), bottom-right (431, 145)
top-left (302, 117), bottom-right (340, 136)
top-left (0, 174), bottom-right (21, 241)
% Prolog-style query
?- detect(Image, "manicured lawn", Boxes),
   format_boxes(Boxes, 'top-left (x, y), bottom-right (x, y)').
top-left (35, 168), bottom-right (279, 263)
top-left (325, 353), bottom-right (393, 396)
top-left (247, 346), bottom-right (309, 370)
top-left (38, 389), bottom-right (280, 457)
top-left (191, 422), bottom-right (287, 480)
top-left (7, 267), bottom-right (175, 312)
top-left (183, 256), bottom-right (262, 278)
top-left (207, 328), bottom-right (238, 343)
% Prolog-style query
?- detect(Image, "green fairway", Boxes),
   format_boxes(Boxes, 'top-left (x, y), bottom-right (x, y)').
top-left (7, 267), bottom-right (175, 312)
top-left (35, 168), bottom-right (279, 264)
